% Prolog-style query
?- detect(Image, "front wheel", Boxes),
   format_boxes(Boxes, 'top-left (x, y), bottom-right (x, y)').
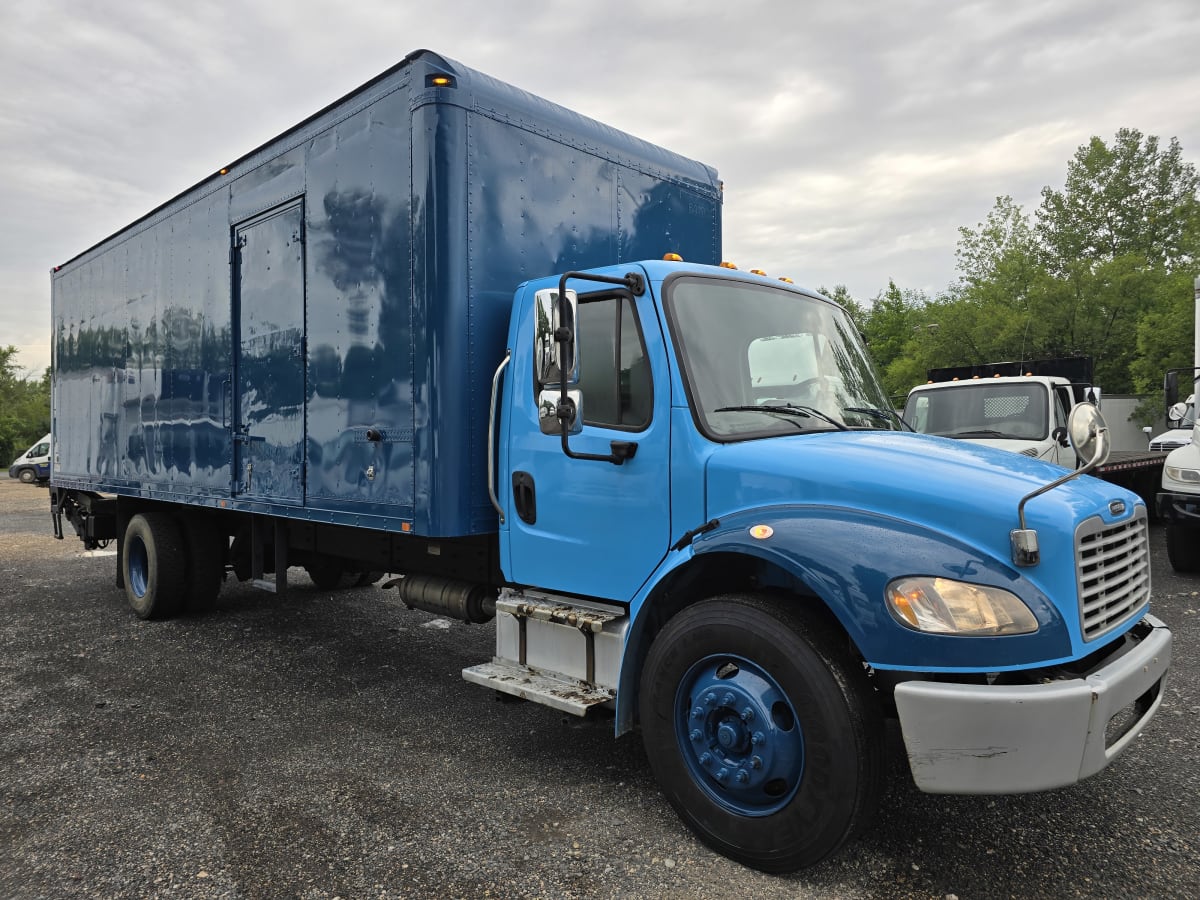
top-left (1166, 522), bottom-right (1200, 573)
top-left (17, 468), bottom-right (35, 484)
top-left (639, 594), bottom-right (884, 872)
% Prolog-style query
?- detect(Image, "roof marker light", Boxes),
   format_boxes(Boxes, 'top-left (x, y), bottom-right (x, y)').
top-left (720, 261), bottom-right (738, 269)
top-left (663, 252), bottom-right (683, 261)
top-left (750, 269), bottom-right (767, 276)
top-left (778, 276), bottom-right (794, 284)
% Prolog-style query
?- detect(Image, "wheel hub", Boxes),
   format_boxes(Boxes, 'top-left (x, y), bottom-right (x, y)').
top-left (676, 654), bottom-right (804, 816)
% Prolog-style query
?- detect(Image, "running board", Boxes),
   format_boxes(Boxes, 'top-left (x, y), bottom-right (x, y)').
top-left (462, 660), bottom-right (614, 716)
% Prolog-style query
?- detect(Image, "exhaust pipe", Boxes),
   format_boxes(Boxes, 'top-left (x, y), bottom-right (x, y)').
top-left (383, 574), bottom-right (496, 624)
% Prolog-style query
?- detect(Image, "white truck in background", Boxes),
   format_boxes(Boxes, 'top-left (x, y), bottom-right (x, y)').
top-left (903, 358), bottom-right (1167, 509)
top-left (1157, 278), bottom-right (1200, 571)
top-left (902, 359), bottom-right (1092, 466)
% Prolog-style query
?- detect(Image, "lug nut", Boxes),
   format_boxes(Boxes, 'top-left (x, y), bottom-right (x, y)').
top-left (690, 729), bottom-right (702, 742)
top-left (736, 769), bottom-right (750, 783)
top-left (722, 692), bottom-right (735, 706)
top-left (750, 756), bottom-right (763, 770)
top-left (716, 768), bottom-right (729, 782)
top-left (751, 731), bottom-right (765, 746)
top-left (692, 706), bottom-right (704, 719)
top-left (741, 706), bottom-right (755, 722)
top-left (699, 752), bottom-right (713, 766)
top-left (704, 692), bottom-right (716, 706)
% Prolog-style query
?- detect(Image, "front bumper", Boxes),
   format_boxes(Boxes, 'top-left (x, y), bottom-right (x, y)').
top-left (893, 614), bottom-right (1171, 794)
top-left (1157, 490), bottom-right (1200, 524)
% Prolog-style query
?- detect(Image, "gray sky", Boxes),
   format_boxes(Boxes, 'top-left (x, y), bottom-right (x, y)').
top-left (3, 0), bottom-right (1199, 376)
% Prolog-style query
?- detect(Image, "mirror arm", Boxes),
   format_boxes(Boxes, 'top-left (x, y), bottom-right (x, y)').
top-left (553, 269), bottom-right (646, 465)
top-left (1016, 423), bottom-right (1109, 531)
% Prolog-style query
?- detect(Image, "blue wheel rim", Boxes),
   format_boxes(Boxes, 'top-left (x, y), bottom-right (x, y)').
top-left (674, 653), bottom-right (804, 816)
top-left (128, 536), bottom-right (149, 599)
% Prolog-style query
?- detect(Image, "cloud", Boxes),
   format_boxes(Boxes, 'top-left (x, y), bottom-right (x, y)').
top-left (2, 0), bottom-right (1199, 374)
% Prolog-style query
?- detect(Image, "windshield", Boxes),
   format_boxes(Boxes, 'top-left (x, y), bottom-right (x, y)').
top-left (664, 275), bottom-right (898, 439)
top-left (903, 382), bottom-right (1050, 439)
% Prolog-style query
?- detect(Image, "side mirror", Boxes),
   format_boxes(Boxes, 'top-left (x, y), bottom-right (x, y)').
top-left (1168, 401), bottom-right (1189, 424)
top-left (1051, 426), bottom-right (1069, 448)
top-left (1165, 370), bottom-right (1180, 407)
top-left (1067, 402), bottom-right (1110, 468)
top-left (534, 288), bottom-right (578, 387)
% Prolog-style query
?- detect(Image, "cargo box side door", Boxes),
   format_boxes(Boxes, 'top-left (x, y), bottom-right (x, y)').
top-left (232, 201), bottom-right (307, 503)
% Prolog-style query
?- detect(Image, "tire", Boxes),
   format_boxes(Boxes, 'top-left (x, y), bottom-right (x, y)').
top-left (180, 518), bottom-right (226, 613)
top-left (17, 468), bottom-right (35, 484)
top-left (305, 555), bottom-right (345, 590)
top-left (639, 594), bottom-right (884, 873)
top-left (121, 512), bottom-right (187, 620)
top-left (1165, 522), bottom-right (1200, 573)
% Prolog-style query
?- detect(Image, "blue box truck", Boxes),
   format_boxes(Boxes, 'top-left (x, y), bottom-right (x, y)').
top-left (49, 50), bottom-right (1171, 872)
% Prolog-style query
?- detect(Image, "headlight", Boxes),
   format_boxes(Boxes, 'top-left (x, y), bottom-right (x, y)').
top-left (1165, 465), bottom-right (1200, 483)
top-left (886, 577), bottom-right (1038, 635)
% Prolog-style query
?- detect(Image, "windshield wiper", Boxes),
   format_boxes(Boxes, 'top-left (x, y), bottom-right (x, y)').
top-left (844, 406), bottom-right (915, 431)
top-left (714, 404), bottom-right (849, 431)
top-left (948, 429), bottom-right (1009, 438)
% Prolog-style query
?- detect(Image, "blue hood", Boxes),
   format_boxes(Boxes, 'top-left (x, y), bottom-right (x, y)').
top-left (704, 431), bottom-right (1136, 559)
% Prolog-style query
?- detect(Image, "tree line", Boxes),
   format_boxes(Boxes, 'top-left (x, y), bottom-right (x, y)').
top-left (0, 346), bottom-right (50, 464)
top-left (827, 128), bottom-right (1200, 423)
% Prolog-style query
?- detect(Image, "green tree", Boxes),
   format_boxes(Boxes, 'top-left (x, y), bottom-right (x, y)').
top-left (0, 346), bottom-right (51, 463)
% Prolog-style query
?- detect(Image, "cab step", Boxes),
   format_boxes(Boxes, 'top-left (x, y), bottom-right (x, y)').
top-left (461, 588), bottom-right (629, 716)
top-left (462, 661), bottom-right (614, 716)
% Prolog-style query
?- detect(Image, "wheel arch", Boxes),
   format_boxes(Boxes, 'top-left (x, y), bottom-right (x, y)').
top-left (616, 543), bottom-right (860, 736)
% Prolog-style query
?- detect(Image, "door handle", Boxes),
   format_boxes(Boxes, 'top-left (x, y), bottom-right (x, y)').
top-left (512, 471), bottom-right (537, 525)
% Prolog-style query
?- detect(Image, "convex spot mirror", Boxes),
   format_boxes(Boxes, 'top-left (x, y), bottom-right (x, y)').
top-left (534, 288), bottom-right (579, 387)
top-left (1168, 401), bottom-right (1190, 423)
top-left (1068, 402), bottom-right (1110, 468)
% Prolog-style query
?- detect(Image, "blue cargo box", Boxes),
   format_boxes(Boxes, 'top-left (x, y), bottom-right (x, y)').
top-left (51, 49), bottom-right (722, 537)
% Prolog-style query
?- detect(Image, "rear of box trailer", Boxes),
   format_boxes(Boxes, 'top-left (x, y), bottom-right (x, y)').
top-left (51, 49), bottom-right (721, 539)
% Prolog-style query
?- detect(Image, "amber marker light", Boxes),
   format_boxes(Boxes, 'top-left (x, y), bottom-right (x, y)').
top-left (750, 269), bottom-right (767, 276)
top-left (720, 261), bottom-right (738, 269)
top-left (778, 277), bottom-right (794, 284)
top-left (663, 252), bottom-right (683, 261)
top-left (749, 524), bottom-right (774, 540)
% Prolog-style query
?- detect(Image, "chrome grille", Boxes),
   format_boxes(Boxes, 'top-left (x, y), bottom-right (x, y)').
top-left (1149, 439), bottom-right (1187, 452)
top-left (1075, 509), bottom-right (1150, 641)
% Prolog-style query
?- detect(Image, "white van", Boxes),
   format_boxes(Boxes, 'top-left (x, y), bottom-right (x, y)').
top-left (8, 433), bottom-right (51, 484)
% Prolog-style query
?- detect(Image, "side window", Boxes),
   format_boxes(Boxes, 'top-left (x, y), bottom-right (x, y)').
top-left (1054, 388), bottom-right (1071, 430)
top-left (576, 296), bottom-right (652, 429)
top-left (33, 443), bottom-right (50, 457)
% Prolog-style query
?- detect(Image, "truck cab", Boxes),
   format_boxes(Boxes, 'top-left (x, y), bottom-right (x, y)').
top-left (903, 374), bottom-right (1079, 466)
top-left (476, 260), bottom-right (1170, 870)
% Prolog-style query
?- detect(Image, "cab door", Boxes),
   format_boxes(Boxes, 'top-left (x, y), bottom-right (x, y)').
top-left (502, 281), bottom-right (671, 602)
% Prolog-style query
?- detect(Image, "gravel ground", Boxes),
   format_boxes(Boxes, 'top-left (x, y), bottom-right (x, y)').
top-left (1, 478), bottom-right (1197, 899)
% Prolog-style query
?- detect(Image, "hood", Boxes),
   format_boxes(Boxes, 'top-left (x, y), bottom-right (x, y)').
top-left (704, 431), bottom-right (1134, 556)
top-left (960, 435), bottom-right (1062, 462)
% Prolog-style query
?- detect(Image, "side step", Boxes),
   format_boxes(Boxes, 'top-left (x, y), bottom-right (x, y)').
top-left (461, 588), bottom-right (629, 717)
top-left (462, 661), bottom-right (614, 716)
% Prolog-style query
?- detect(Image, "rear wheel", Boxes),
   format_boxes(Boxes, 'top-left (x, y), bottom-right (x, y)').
top-left (305, 555), bottom-right (345, 590)
top-left (180, 518), bottom-right (226, 613)
top-left (639, 594), bottom-right (884, 873)
top-left (121, 512), bottom-right (186, 619)
top-left (1166, 522), bottom-right (1200, 572)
